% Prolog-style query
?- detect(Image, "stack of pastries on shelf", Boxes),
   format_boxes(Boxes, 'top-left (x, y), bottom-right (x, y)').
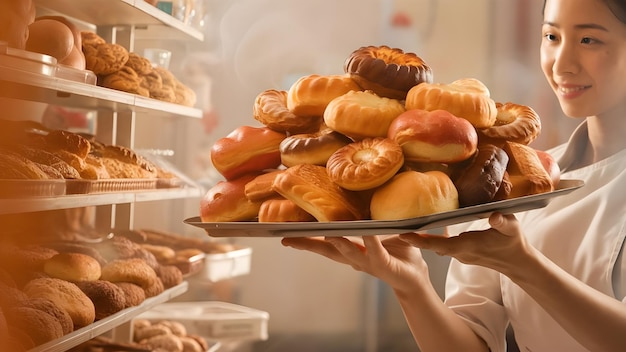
top-left (0, 118), bottom-right (182, 193)
top-left (201, 45), bottom-right (562, 223)
top-left (0, 213), bottom-right (234, 351)
top-left (0, 6), bottom-right (196, 107)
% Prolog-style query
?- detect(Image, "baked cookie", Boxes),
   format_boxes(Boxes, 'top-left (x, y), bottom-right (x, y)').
top-left (125, 52), bottom-right (153, 75)
top-left (101, 66), bottom-right (150, 97)
top-left (84, 42), bottom-right (129, 75)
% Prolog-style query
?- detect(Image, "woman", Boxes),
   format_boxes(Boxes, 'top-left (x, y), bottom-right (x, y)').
top-left (282, 0), bottom-right (626, 351)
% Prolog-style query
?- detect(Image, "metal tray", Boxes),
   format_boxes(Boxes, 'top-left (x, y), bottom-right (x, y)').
top-left (184, 179), bottom-right (584, 238)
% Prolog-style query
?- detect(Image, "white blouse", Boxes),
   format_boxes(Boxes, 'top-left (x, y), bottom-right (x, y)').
top-left (445, 121), bottom-right (626, 352)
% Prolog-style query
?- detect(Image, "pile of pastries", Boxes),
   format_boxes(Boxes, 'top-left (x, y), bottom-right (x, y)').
top-left (201, 45), bottom-right (561, 223)
top-left (0, 220), bottom-right (232, 350)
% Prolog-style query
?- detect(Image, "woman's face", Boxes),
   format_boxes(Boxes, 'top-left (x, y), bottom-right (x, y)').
top-left (541, 0), bottom-right (626, 119)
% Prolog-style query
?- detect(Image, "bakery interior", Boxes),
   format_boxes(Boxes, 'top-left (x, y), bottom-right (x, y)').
top-left (0, 0), bottom-right (581, 351)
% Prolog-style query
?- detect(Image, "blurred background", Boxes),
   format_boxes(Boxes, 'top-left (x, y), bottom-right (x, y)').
top-left (129, 0), bottom-right (581, 350)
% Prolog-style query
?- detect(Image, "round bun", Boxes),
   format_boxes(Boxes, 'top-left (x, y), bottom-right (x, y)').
top-left (370, 170), bottom-right (459, 220)
top-left (5, 307), bottom-right (64, 346)
top-left (326, 137), bottom-right (404, 191)
top-left (100, 258), bottom-right (159, 291)
top-left (405, 78), bottom-right (497, 129)
top-left (200, 173), bottom-right (263, 222)
top-left (114, 282), bottom-right (146, 308)
top-left (43, 252), bottom-right (102, 282)
top-left (210, 125), bottom-right (285, 180)
top-left (253, 89), bottom-right (321, 134)
top-left (75, 280), bottom-right (127, 320)
top-left (20, 297), bottom-right (74, 335)
top-left (287, 74), bottom-right (361, 117)
top-left (26, 19), bottom-right (74, 62)
top-left (452, 144), bottom-right (509, 207)
top-left (272, 164), bottom-right (367, 221)
top-left (388, 109), bottom-right (478, 163)
top-left (344, 45), bottom-right (433, 100)
top-left (280, 127), bottom-right (352, 168)
top-left (478, 102), bottom-right (542, 145)
top-left (323, 90), bottom-right (406, 140)
top-left (258, 198), bottom-right (316, 222)
top-left (23, 277), bottom-right (96, 329)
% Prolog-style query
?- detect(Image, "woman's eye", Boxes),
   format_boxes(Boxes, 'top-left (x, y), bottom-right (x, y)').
top-left (581, 37), bottom-right (596, 44)
top-left (544, 33), bottom-right (557, 41)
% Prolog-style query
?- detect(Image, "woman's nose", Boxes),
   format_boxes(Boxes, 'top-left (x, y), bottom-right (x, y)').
top-left (552, 42), bottom-right (579, 75)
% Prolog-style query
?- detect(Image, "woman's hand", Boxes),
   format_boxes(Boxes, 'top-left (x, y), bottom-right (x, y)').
top-left (282, 234), bottom-right (431, 293)
top-left (399, 212), bottom-right (531, 275)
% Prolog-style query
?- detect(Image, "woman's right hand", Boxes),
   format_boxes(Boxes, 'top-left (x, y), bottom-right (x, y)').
top-left (282, 235), bottom-right (431, 293)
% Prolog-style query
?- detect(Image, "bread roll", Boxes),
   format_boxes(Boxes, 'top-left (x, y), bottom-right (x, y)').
top-left (258, 198), bottom-right (316, 222)
top-left (370, 170), bottom-right (459, 220)
top-left (388, 109), bottom-right (478, 163)
top-left (200, 173), bottom-right (264, 222)
top-left (279, 127), bottom-right (353, 168)
top-left (287, 74), bottom-right (360, 117)
top-left (43, 252), bottom-right (102, 282)
top-left (502, 142), bottom-right (554, 198)
top-left (323, 90), bottom-right (405, 140)
top-left (210, 126), bottom-right (286, 180)
top-left (405, 78), bottom-right (497, 129)
top-left (244, 169), bottom-right (284, 201)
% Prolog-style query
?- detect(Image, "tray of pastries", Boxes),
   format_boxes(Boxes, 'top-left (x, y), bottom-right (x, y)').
top-left (185, 179), bottom-right (584, 237)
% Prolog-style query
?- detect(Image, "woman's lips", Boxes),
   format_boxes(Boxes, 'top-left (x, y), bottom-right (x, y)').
top-left (557, 84), bottom-right (591, 99)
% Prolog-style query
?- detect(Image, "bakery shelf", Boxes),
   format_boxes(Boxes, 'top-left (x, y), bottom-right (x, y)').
top-left (0, 64), bottom-right (202, 119)
top-left (29, 282), bottom-right (189, 352)
top-left (33, 0), bottom-right (204, 42)
top-left (0, 187), bottom-right (204, 215)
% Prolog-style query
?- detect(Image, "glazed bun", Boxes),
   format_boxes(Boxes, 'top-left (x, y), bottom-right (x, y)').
top-left (344, 45), bottom-right (433, 100)
top-left (201, 173), bottom-right (263, 222)
top-left (287, 74), bottom-right (361, 117)
top-left (272, 164), bottom-right (367, 221)
top-left (388, 109), bottom-right (478, 163)
top-left (370, 170), bottom-right (459, 220)
top-left (258, 198), bottom-right (316, 222)
top-left (535, 149), bottom-right (561, 187)
top-left (326, 137), bottom-right (404, 191)
top-left (253, 89), bottom-right (321, 133)
top-left (452, 144), bottom-right (509, 207)
top-left (279, 127), bottom-right (353, 167)
top-left (405, 78), bottom-right (497, 129)
top-left (502, 141), bottom-right (554, 198)
top-left (210, 126), bottom-right (286, 180)
top-left (478, 102), bottom-right (542, 145)
top-left (323, 90), bottom-right (405, 140)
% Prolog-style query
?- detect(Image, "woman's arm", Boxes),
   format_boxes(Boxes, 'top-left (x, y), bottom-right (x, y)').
top-left (403, 213), bottom-right (626, 352)
top-left (282, 235), bottom-right (489, 351)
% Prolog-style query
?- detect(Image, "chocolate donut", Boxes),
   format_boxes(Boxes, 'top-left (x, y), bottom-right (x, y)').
top-left (453, 144), bottom-right (509, 207)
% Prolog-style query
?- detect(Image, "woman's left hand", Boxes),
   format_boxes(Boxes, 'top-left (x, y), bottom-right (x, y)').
top-left (400, 212), bottom-right (531, 274)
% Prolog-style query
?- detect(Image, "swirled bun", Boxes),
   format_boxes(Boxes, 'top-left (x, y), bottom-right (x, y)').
top-left (323, 90), bottom-right (405, 140)
top-left (253, 89), bottom-right (321, 133)
top-left (200, 173), bottom-right (263, 222)
top-left (210, 126), bottom-right (286, 180)
top-left (287, 74), bottom-right (361, 117)
top-left (388, 109), bottom-right (478, 163)
top-left (23, 277), bottom-right (96, 329)
top-left (478, 102), bottom-right (542, 145)
top-left (370, 170), bottom-right (459, 220)
top-left (452, 144), bottom-right (509, 207)
top-left (344, 45), bottom-right (433, 100)
top-left (272, 164), bottom-right (367, 221)
top-left (258, 198), bottom-right (316, 222)
top-left (280, 127), bottom-right (352, 167)
top-left (503, 141), bottom-right (554, 198)
top-left (43, 252), bottom-right (102, 282)
top-left (405, 78), bottom-right (497, 129)
top-left (326, 137), bottom-right (404, 191)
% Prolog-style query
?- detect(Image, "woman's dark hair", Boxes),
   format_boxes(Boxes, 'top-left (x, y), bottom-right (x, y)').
top-left (543, 0), bottom-right (626, 23)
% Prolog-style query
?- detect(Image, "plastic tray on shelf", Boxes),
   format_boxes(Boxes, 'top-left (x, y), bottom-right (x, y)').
top-left (0, 42), bottom-right (57, 77)
top-left (199, 247), bottom-right (252, 282)
top-left (55, 64), bottom-right (97, 85)
top-left (65, 178), bottom-right (158, 194)
top-left (135, 301), bottom-right (269, 342)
